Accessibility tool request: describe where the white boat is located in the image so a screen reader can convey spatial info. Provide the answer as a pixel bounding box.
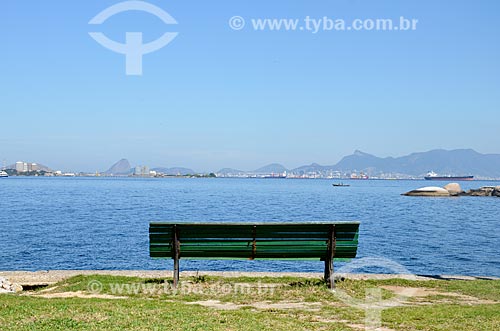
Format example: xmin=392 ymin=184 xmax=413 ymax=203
xmin=0 ymin=171 xmax=8 ymax=178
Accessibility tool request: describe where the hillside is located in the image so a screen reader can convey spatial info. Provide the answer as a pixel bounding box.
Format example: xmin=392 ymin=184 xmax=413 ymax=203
xmin=334 ymin=149 xmax=500 ymax=177
xmin=103 ymin=159 xmax=132 ymax=175
xmin=253 ymin=163 xmax=288 ymax=174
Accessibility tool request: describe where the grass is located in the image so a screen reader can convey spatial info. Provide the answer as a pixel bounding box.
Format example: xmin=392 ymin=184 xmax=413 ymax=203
xmin=384 ymin=305 xmax=500 ymax=331
xmin=0 ymin=275 xmax=499 ymax=330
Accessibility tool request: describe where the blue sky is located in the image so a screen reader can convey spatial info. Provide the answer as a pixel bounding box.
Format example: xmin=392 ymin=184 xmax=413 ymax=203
xmin=2 ymin=0 xmax=499 ymax=172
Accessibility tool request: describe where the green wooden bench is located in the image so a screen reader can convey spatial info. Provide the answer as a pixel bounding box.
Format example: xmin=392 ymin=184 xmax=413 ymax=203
xmin=149 ymin=221 xmax=360 ymax=288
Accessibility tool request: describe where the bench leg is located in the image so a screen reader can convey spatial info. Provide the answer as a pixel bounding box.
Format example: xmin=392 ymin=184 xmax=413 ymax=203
xmin=324 ymin=258 xmax=334 ymax=289
xmin=173 ymin=256 xmax=180 ymax=288
xmin=325 ymin=225 xmax=336 ymax=289
xmin=172 ymin=225 xmax=180 ymax=288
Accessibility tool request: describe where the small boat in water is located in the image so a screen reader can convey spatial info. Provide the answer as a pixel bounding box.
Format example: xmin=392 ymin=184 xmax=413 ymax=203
xmin=0 ymin=171 xmax=8 ymax=178
xmin=332 ymin=183 xmax=350 ymax=187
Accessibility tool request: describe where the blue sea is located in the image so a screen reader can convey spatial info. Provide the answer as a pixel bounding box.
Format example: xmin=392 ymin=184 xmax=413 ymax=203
xmin=0 ymin=177 xmax=499 ymax=277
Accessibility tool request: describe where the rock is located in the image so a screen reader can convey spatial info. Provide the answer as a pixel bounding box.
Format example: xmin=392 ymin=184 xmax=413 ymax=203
xmin=405 ymin=184 xmax=500 ymax=198
xmin=465 ymin=187 xmax=495 ymax=197
xmin=0 ymin=277 xmax=22 ymax=293
xmin=11 ymin=283 xmax=23 ymax=293
xmin=403 ymin=186 xmax=451 ymax=197
xmin=444 ymin=183 xmax=463 ymax=195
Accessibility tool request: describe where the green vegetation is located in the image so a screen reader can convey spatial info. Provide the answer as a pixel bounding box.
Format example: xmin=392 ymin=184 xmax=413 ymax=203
xmin=1 ymin=275 xmax=499 ymax=330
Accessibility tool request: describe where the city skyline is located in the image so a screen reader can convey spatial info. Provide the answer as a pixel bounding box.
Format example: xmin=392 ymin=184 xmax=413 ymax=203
xmin=3 ymin=0 xmax=500 ymax=172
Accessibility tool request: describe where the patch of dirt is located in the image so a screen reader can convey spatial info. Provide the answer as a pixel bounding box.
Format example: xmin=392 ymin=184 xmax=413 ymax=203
xmin=35 ymin=285 xmax=60 ymax=293
xmin=186 ymin=300 xmax=241 ymax=310
xmin=380 ymin=286 xmax=497 ymax=305
xmin=186 ymin=300 xmax=322 ymax=311
xmin=252 ymin=301 xmax=321 ymax=311
xmin=311 ymin=316 xmax=396 ymax=331
xmin=346 ymin=323 xmax=395 ymax=331
xmin=29 ymin=290 xmax=128 ymax=300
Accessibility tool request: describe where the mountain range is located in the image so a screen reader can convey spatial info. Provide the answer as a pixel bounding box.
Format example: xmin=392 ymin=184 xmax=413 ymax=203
xmin=101 ymin=149 xmax=500 ymax=178
xmin=333 ymin=149 xmax=500 ymax=177
xmin=217 ymin=149 xmax=500 ymax=178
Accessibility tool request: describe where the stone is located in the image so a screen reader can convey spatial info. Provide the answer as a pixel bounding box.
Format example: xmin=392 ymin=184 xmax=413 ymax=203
xmin=0 ymin=277 xmax=22 ymax=293
xmin=444 ymin=183 xmax=463 ymax=195
xmin=466 ymin=187 xmax=494 ymax=197
xmin=11 ymin=283 xmax=23 ymax=293
xmin=403 ymin=186 xmax=450 ymax=197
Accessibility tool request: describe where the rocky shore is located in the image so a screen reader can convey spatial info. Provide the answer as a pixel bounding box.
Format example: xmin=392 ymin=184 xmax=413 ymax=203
xmin=403 ymin=183 xmax=500 ymax=197
xmin=464 ymin=186 xmax=500 ymax=197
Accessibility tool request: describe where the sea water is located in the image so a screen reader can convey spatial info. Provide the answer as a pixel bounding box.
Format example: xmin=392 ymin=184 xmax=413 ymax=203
xmin=0 ymin=177 xmax=498 ymax=276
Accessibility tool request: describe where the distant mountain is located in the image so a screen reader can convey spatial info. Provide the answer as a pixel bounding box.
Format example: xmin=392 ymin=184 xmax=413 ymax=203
xmin=335 ymin=150 xmax=393 ymax=171
xmin=36 ymin=163 xmax=52 ymax=172
xmin=104 ymin=159 xmax=131 ymax=175
xmin=152 ymin=167 xmax=195 ymax=175
xmin=292 ymin=163 xmax=331 ymax=174
xmin=334 ymin=149 xmax=500 ymax=178
xmin=253 ymin=163 xmax=288 ymax=174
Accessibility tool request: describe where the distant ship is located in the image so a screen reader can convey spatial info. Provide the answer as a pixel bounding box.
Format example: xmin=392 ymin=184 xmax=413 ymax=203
xmin=262 ymin=172 xmax=287 ymax=179
xmin=350 ymin=172 xmax=369 ymax=180
xmin=424 ymin=171 xmax=474 ymax=181
xmin=0 ymin=171 xmax=8 ymax=178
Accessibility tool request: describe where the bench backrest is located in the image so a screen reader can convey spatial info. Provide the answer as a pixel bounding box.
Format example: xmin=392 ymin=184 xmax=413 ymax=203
xmin=150 ymin=222 xmax=359 ymax=260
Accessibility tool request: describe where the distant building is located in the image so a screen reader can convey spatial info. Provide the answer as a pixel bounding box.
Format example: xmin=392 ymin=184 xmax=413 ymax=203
xmin=15 ymin=161 xmax=40 ymax=173
xmin=134 ymin=165 xmax=151 ymax=176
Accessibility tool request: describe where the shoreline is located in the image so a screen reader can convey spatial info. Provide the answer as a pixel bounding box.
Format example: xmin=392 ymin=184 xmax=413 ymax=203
xmin=1 ymin=270 xmax=498 ymax=286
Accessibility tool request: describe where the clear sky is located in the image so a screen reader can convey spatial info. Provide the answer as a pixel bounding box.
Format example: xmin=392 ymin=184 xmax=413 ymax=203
xmin=2 ymin=0 xmax=499 ymax=172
